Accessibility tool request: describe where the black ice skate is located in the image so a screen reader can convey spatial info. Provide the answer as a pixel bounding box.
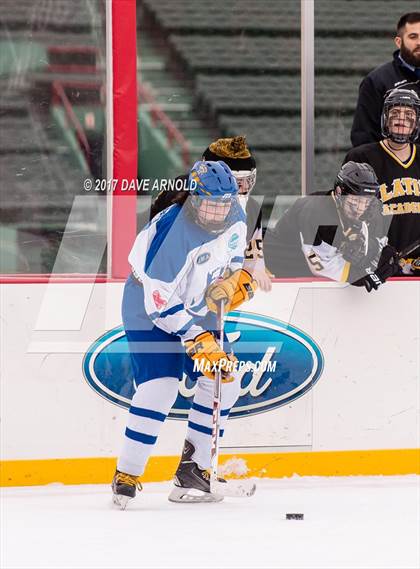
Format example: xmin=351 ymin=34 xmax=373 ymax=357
xmin=111 ymin=470 xmax=142 ymax=510
xmin=168 ymin=440 xmax=225 ymax=503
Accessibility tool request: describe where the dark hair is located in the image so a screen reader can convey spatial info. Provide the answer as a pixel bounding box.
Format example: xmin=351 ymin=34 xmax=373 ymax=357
xmin=397 ymin=12 xmax=420 ymax=35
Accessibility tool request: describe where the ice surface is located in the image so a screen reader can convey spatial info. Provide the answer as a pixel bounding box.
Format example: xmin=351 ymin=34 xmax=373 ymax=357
xmin=1 ymin=476 xmax=419 ymax=569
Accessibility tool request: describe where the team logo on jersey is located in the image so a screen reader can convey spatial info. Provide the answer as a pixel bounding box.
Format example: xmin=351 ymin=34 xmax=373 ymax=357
xmin=197 ymin=252 xmax=210 ymax=265
xmin=197 ymin=163 xmax=208 ymax=174
xmin=83 ymin=312 xmax=324 ymax=418
xmin=228 ymin=233 xmax=239 ymax=250
xmin=152 ymin=290 xmax=167 ymax=310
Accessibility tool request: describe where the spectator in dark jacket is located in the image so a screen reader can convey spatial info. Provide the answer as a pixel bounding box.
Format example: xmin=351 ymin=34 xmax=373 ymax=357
xmin=351 ymin=12 xmax=420 ymax=147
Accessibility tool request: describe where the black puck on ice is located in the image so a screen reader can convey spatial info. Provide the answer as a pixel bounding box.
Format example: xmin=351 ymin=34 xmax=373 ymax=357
xmin=286 ymin=513 xmax=304 ymax=520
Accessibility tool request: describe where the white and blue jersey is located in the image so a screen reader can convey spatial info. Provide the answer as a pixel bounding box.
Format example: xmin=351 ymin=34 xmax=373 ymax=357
xmin=118 ymin=201 xmax=247 ymax=476
xmin=127 ymin=203 xmax=246 ymax=342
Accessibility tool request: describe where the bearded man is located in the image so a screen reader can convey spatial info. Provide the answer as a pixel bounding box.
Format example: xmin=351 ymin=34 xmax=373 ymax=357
xmin=351 ymin=12 xmax=420 ymax=147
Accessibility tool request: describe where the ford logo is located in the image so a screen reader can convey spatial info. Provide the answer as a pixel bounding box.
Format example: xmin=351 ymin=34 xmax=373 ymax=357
xmin=83 ymin=311 xmax=324 ymax=419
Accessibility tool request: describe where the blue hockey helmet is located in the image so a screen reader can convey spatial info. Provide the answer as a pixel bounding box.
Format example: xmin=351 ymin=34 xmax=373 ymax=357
xmin=188 ymin=160 xmax=238 ymax=197
xmin=186 ymin=161 xmax=239 ymax=233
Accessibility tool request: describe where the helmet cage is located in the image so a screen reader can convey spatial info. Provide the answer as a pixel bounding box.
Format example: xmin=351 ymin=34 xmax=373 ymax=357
xmin=231 ymin=168 xmax=257 ymax=195
xmin=381 ymin=90 xmax=420 ymax=144
xmin=186 ymin=195 xmax=236 ymax=234
xmin=185 ymin=160 xmax=240 ymax=233
xmin=334 ymin=162 xmax=381 ymax=223
xmin=339 ymin=194 xmax=373 ymax=221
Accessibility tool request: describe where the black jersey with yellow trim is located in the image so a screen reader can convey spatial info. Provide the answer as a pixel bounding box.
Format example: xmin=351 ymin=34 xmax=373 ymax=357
xmin=264 ymin=190 xmax=386 ymax=282
xmin=344 ymin=142 xmax=420 ymax=269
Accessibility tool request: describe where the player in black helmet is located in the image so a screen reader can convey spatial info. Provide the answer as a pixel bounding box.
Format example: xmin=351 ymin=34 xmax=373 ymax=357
xmin=381 ymin=88 xmax=420 ymax=144
xmin=264 ymin=161 xmax=400 ymax=292
xmin=334 ymin=161 xmax=383 ymax=224
xmin=345 ymin=88 xmax=420 ymax=276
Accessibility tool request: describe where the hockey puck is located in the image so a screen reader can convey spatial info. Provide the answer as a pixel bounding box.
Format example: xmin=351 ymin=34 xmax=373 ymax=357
xmin=286 ymin=513 xmax=304 ymax=520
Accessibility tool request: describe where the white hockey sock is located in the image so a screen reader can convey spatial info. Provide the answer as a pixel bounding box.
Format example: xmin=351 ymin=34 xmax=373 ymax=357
xmin=186 ymin=375 xmax=241 ymax=469
xmin=117 ymin=376 xmax=179 ymax=476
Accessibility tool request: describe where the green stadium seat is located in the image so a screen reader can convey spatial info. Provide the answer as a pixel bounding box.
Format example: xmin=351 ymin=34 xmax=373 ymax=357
xmin=315 ymin=0 xmax=417 ymax=33
xmin=195 ymin=74 xmax=362 ymax=114
xmin=0 ymin=0 xmax=95 ymax=32
xmin=218 ymin=115 xmax=353 ymax=151
xmin=169 ymin=34 xmax=393 ymax=75
xmin=141 ymin=0 xmax=413 ymax=35
xmin=0 ymin=116 xmax=56 ymax=153
xmin=141 ymin=0 xmax=300 ymax=34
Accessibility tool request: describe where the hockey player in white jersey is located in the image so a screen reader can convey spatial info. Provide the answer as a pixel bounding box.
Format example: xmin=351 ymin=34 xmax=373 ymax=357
xmin=149 ymin=136 xmax=272 ymax=291
xmin=112 ymin=160 xmax=257 ymax=508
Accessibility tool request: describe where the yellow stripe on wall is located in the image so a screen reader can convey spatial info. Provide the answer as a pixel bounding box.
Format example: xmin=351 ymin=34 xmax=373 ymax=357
xmin=1 ymin=448 xmax=419 ymax=487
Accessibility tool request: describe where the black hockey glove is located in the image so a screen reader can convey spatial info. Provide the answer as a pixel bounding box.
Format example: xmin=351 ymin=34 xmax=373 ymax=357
xmin=340 ymin=221 xmax=382 ymax=267
xmin=339 ymin=221 xmax=369 ymax=265
xmin=340 ymin=232 xmax=366 ymax=264
xmin=359 ymin=245 xmax=400 ymax=293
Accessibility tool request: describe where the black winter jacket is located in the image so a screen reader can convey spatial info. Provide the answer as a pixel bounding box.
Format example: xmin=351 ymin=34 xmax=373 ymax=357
xmin=351 ymin=50 xmax=420 ymax=147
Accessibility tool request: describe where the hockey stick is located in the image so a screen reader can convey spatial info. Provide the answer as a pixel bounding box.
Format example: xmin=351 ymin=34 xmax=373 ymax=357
xmin=397 ymin=237 xmax=420 ymax=260
xmin=209 ymin=299 xmax=223 ymax=492
xmin=209 ymin=300 xmax=256 ymax=498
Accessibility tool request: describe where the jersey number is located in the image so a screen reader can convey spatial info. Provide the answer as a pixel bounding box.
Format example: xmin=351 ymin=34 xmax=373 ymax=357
xmin=308 ymin=251 xmax=324 ymax=272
